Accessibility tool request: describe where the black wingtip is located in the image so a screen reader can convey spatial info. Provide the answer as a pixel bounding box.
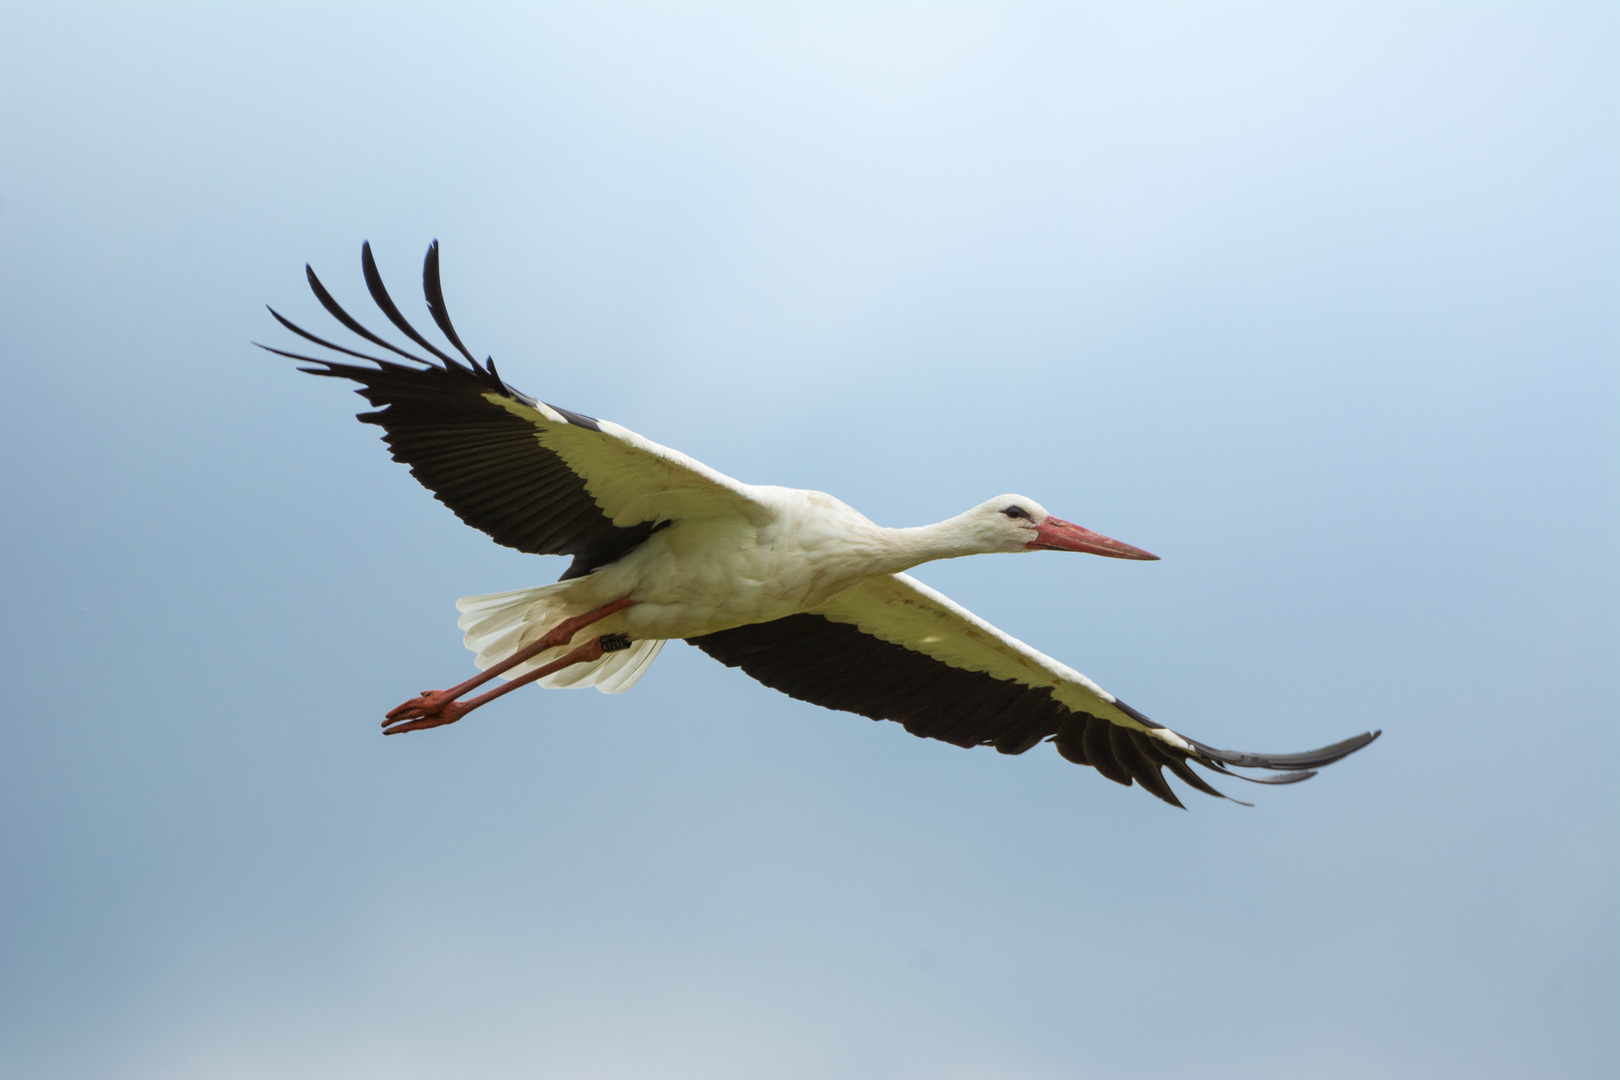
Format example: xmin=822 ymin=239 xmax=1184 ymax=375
xmin=303 ymin=253 xmax=438 ymax=367
xmin=422 ymin=239 xmax=481 ymax=366
xmin=1199 ymin=765 xmax=1320 ymax=786
xmin=1190 ymin=730 xmax=1380 ymax=772
xmin=360 ymin=240 xmax=465 ymax=369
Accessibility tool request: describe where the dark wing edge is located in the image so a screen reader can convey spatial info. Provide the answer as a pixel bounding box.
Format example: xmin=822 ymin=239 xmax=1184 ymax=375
xmin=687 ymin=613 xmax=1380 ymax=808
xmin=258 ymin=241 xmax=661 ymax=579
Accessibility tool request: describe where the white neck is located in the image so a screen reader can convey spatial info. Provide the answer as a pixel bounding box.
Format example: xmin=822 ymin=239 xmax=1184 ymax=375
xmin=867 ymin=512 xmax=1000 ymax=576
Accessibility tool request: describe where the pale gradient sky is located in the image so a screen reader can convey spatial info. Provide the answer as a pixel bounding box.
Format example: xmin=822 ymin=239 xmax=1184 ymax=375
xmin=1 ymin=4 xmax=1615 ymax=1078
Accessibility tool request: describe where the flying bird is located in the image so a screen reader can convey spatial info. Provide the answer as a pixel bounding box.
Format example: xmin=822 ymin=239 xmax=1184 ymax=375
xmin=262 ymin=241 xmax=1378 ymax=807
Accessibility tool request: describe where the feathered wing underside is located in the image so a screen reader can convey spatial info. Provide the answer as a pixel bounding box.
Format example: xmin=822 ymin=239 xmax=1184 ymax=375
xmin=688 ymin=573 xmax=1378 ymax=807
xmin=259 ymin=241 xmax=763 ymax=579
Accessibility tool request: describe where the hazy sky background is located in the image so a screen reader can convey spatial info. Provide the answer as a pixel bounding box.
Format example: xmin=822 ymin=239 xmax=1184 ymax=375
xmin=1 ymin=4 xmax=1615 ymax=1078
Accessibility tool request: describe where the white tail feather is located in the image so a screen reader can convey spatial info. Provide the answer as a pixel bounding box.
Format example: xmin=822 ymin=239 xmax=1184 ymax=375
xmin=539 ymin=638 xmax=666 ymax=692
xmin=455 ymin=584 xmax=664 ymax=694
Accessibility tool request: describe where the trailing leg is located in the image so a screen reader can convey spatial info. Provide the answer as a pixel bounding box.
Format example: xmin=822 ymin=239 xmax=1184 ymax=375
xmin=382 ymin=598 xmax=634 ymax=732
xmin=382 ymin=633 xmax=634 ymax=735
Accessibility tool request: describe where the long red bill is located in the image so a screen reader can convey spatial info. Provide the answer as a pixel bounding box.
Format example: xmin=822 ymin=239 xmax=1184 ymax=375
xmin=1026 ymin=517 xmax=1159 ymax=560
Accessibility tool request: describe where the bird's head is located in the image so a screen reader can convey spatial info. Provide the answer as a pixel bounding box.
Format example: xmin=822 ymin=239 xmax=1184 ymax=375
xmin=968 ymin=495 xmax=1160 ymax=560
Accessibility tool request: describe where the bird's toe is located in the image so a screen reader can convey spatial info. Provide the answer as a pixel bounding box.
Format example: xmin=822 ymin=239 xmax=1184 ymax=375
xmin=382 ymin=698 xmax=469 ymax=735
xmin=386 ymin=692 xmax=446 ymax=722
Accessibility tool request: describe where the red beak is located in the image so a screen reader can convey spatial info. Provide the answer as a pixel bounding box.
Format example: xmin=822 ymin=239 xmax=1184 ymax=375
xmin=1026 ymin=517 xmax=1159 ymax=560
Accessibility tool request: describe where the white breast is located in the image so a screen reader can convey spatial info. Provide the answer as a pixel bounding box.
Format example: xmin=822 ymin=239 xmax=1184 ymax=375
xmin=598 ymin=487 xmax=890 ymax=640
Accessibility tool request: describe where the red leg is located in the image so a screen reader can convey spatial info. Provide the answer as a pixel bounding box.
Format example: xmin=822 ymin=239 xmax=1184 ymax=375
xmin=382 ymin=635 xmax=616 ymax=735
xmin=382 ymin=597 xmax=634 ymax=732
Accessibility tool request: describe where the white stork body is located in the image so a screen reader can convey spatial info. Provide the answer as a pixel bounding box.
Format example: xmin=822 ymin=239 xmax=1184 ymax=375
xmin=465 ymin=481 xmax=1070 ymax=647
xmin=455 ymin=486 xmax=1134 ymax=719
xmin=262 ymin=241 xmax=1378 ymax=807
xmin=579 ymin=486 xmax=903 ymax=641
xmin=451 ymin=485 xmax=907 ymax=692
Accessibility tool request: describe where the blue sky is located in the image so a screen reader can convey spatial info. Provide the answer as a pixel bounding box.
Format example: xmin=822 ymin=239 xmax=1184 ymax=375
xmin=1 ymin=4 xmax=1615 ymax=1078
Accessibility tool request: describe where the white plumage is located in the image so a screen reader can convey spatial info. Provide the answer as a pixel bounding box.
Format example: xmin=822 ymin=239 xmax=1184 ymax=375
xmin=457 ymin=584 xmax=667 ymax=692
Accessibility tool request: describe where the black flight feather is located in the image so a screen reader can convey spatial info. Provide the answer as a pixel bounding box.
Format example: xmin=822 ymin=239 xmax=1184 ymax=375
xmin=422 ymin=239 xmax=480 ymax=366
xmin=360 ymin=241 xmax=466 ymax=369
xmin=304 ymin=263 xmax=433 ymax=366
xmin=688 ymin=610 xmax=1375 ymax=807
xmin=267 ymin=242 xmax=668 ymax=581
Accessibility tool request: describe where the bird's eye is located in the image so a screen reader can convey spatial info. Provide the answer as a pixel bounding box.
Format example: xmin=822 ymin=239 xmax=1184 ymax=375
xmin=1002 ymin=506 xmax=1031 ymax=520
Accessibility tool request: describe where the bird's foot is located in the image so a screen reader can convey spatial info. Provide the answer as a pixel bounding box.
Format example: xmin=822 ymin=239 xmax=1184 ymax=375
xmin=374 ymin=605 xmax=636 ymax=737
xmin=382 ymin=692 xmax=469 ymax=735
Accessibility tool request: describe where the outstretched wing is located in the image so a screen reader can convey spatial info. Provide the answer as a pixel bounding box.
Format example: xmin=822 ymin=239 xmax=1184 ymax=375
xmin=688 ymin=573 xmax=1378 ymax=806
xmin=260 ymin=241 xmax=765 ymax=580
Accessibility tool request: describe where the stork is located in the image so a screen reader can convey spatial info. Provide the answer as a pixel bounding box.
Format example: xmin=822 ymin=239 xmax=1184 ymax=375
xmin=262 ymin=241 xmax=1378 ymax=807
